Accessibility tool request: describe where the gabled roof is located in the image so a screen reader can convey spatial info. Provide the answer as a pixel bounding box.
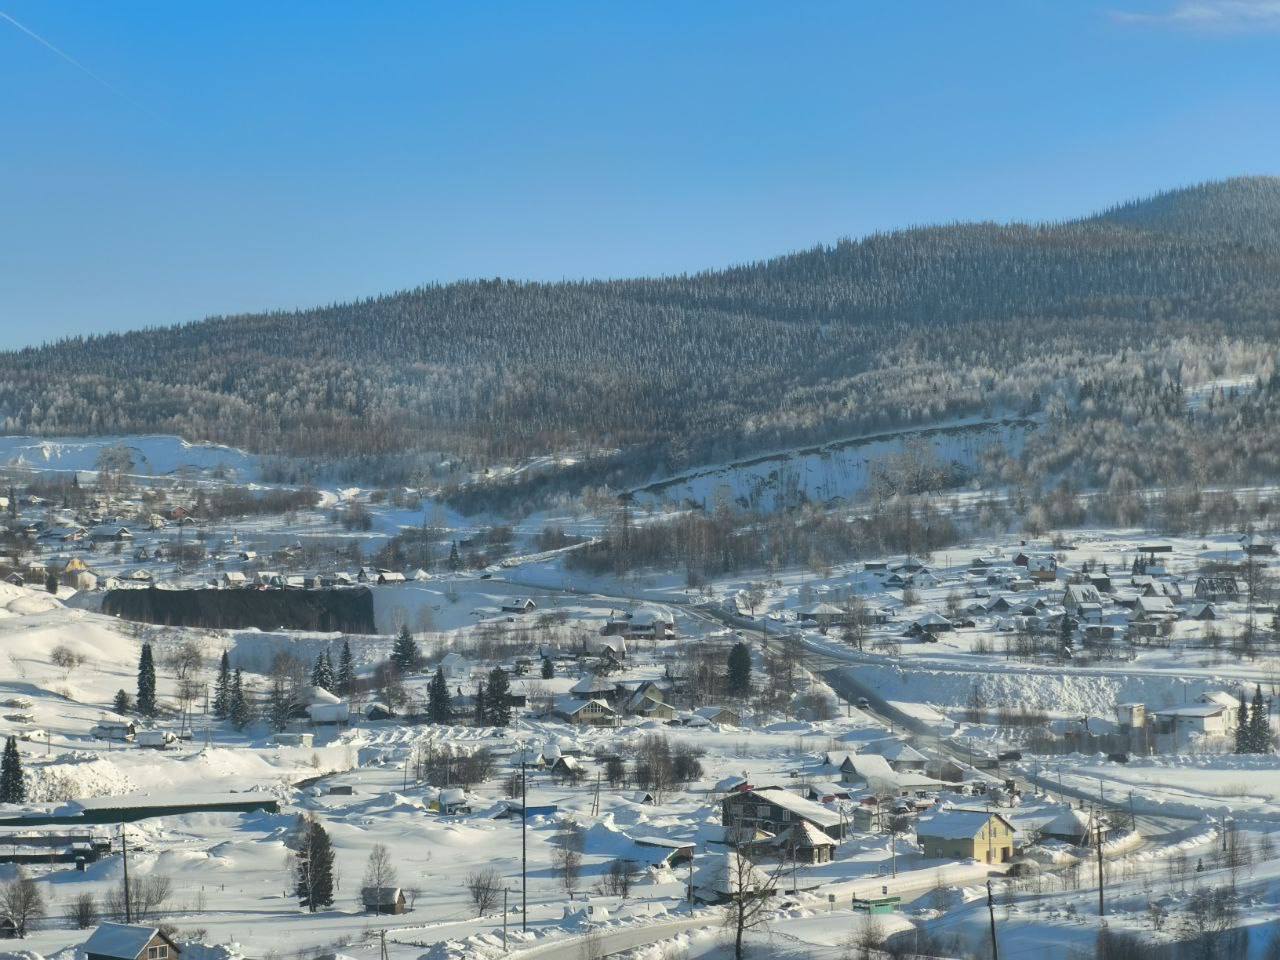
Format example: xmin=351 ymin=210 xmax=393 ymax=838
xmin=361 ymin=886 xmax=403 ymax=904
xmin=770 ymin=820 xmax=838 ymax=849
xmin=554 ymin=695 xmax=614 ymax=716
xmin=864 ymin=739 xmax=927 ymax=763
xmin=743 ymin=787 xmax=842 ymax=829
xmin=1064 ymin=584 xmax=1103 ymax=605
xmin=916 ymin=809 xmax=1013 ymax=840
xmin=1041 ymin=807 xmax=1100 ymax=839
xmin=1199 ymin=691 xmax=1239 ymax=709
xmin=570 ymin=674 xmax=616 ymax=696
xmin=83 ymin=923 xmax=167 ymax=960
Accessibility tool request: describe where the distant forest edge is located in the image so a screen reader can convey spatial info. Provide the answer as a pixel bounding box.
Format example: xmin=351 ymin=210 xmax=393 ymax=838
xmin=3 ymin=176 xmax=1280 ymax=503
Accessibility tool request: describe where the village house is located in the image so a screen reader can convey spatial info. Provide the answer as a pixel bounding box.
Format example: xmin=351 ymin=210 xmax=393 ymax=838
xmin=1038 ymin=807 xmax=1105 ymax=846
xmin=916 ymin=809 xmax=1016 ymax=864
xmin=627 ymin=606 xmax=675 ymax=639
xmin=744 ymin=820 xmax=839 ymax=865
xmin=552 ymin=696 xmax=617 ymax=726
xmin=691 ymin=705 xmax=742 ymax=726
xmin=1150 ymin=692 xmax=1240 ymax=752
xmin=1194 ymin=576 xmax=1241 ymax=602
xmin=501 ymin=597 xmax=537 ymax=614
xmin=569 ymin=673 xmax=619 ymax=703
xmin=722 ymin=786 xmax=846 ymax=840
xmin=863 ymin=739 xmax=928 ymax=773
xmin=1025 ymin=555 xmax=1058 ymax=581
xmin=1062 ymin=584 xmax=1104 ymax=620
xmin=1133 ymin=595 xmax=1178 ymax=622
xmin=798 ymin=602 xmax=846 ymax=628
xmin=84 ymin=924 xmax=180 ymax=960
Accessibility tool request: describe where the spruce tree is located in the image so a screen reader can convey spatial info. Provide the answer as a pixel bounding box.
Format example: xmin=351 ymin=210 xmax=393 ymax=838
xmin=113 ymin=689 xmax=131 ymax=714
xmin=213 ymin=651 xmax=232 ymax=719
xmin=267 ymin=676 xmax=293 ymax=732
xmin=485 ymin=667 xmax=512 ymax=727
xmin=311 ymin=653 xmax=334 ymax=691
xmin=1250 ymin=685 xmax=1270 ymax=753
xmin=447 ymin=542 xmax=461 ymax=571
xmin=229 ymin=668 xmax=251 ymax=730
xmin=136 ymin=643 xmax=157 ymax=717
xmin=541 ymin=656 xmax=554 ymax=679
xmin=391 ymin=625 xmax=419 ymax=674
xmin=6 ymin=486 xmax=14 ymax=519
xmin=337 ymin=640 xmax=356 ymax=696
xmin=295 ymin=817 xmax=336 ymax=912
xmin=45 ymin=571 xmax=59 ymax=594
xmin=0 ymin=736 xmax=25 ymax=803
xmin=1236 ymin=692 xmax=1250 ymax=754
xmin=726 ymin=641 xmax=752 ymax=696
xmin=427 ymin=667 xmax=453 ymax=724
xmin=474 ymin=680 xmax=487 ymax=726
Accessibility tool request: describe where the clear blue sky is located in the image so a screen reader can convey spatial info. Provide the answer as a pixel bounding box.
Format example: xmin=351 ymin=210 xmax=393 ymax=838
xmin=2 ymin=1 xmax=1278 ymax=345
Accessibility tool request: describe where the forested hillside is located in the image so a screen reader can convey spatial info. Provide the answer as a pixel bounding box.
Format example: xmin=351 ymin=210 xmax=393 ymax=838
xmin=3 ymin=176 xmax=1279 ymax=494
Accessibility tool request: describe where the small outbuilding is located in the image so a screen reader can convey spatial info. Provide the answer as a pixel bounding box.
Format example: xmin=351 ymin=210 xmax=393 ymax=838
xmin=361 ymin=886 xmax=406 ymax=915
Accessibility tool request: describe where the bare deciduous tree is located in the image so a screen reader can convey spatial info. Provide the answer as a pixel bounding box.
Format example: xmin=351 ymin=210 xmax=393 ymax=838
xmin=64 ymin=892 xmax=98 ymax=929
xmin=465 ymin=867 xmax=502 ymax=916
xmin=0 ymin=869 xmax=45 ymax=937
xmin=720 ymin=853 xmax=781 ymax=960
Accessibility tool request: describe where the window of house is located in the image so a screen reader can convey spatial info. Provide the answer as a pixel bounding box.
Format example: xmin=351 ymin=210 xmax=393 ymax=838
xmin=148 ymin=947 xmax=168 ymax=960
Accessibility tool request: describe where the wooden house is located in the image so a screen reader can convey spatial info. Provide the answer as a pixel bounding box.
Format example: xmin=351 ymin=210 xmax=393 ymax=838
xmin=916 ymin=809 xmax=1015 ymax=863
xmin=84 ymin=924 xmax=180 ymax=960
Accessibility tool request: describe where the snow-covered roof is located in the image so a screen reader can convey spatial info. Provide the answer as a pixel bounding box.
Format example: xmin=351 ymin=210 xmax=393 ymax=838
xmin=1040 ymin=807 xmax=1099 ymax=839
xmin=697 ymin=852 xmax=770 ymax=897
xmin=1199 ymin=691 xmax=1239 ymax=709
xmin=1153 ymin=703 xmax=1225 ymax=718
xmin=770 ymin=820 xmax=838 ymax=849
xmin=569 ymin=674 xmax=616 ymax=696
xmin=749 ymin=787 xmax=842 ymax=829
xmin=629 ymin=606 xmax=671 ymax=626
xmin=799 ymin=602 xmax=844 ymax=618
xmin=864 ymin=739 xmax=927 ymax=763
xmin=916 ymin=809 xmax=1011 ymax=840
xmin=693 ymin=705 xmax=738 ymax=722
xmin=83 ymin=923 xmax=163 ymax=959
xmin=554 ymin=695 xmax=613 ymax=716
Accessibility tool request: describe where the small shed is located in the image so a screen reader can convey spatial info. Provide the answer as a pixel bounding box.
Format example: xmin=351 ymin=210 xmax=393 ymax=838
xmin=361 ymin=886 xmax=406 ymax=915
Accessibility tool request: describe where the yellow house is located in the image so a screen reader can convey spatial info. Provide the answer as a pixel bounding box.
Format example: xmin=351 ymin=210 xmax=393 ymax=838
xmin=916 ymin=809 xmax=1016 ymax=864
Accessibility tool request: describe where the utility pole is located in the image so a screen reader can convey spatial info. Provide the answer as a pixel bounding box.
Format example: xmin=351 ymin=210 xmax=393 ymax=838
xmin=521 ymin=759 xmax=527 ymax=932
xmin=502 ymin=888 xmax=509 ymax=952
xmin=121 ymin=820 xmax=133 ymax=923
xmin=1095 ymin=820 xmax=1106 ymax=920
xmin=986 ymin=880 xmax=999 ymax=960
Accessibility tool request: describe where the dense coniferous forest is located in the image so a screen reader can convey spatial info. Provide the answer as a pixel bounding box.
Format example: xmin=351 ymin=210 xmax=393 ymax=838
xmin=3 ymin=177 xmax=1280 ymax=494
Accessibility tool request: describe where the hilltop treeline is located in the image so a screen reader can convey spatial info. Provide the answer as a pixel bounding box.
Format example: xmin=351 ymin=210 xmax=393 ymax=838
xmin=3 ymin=177 xmax=1280 ymax=493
